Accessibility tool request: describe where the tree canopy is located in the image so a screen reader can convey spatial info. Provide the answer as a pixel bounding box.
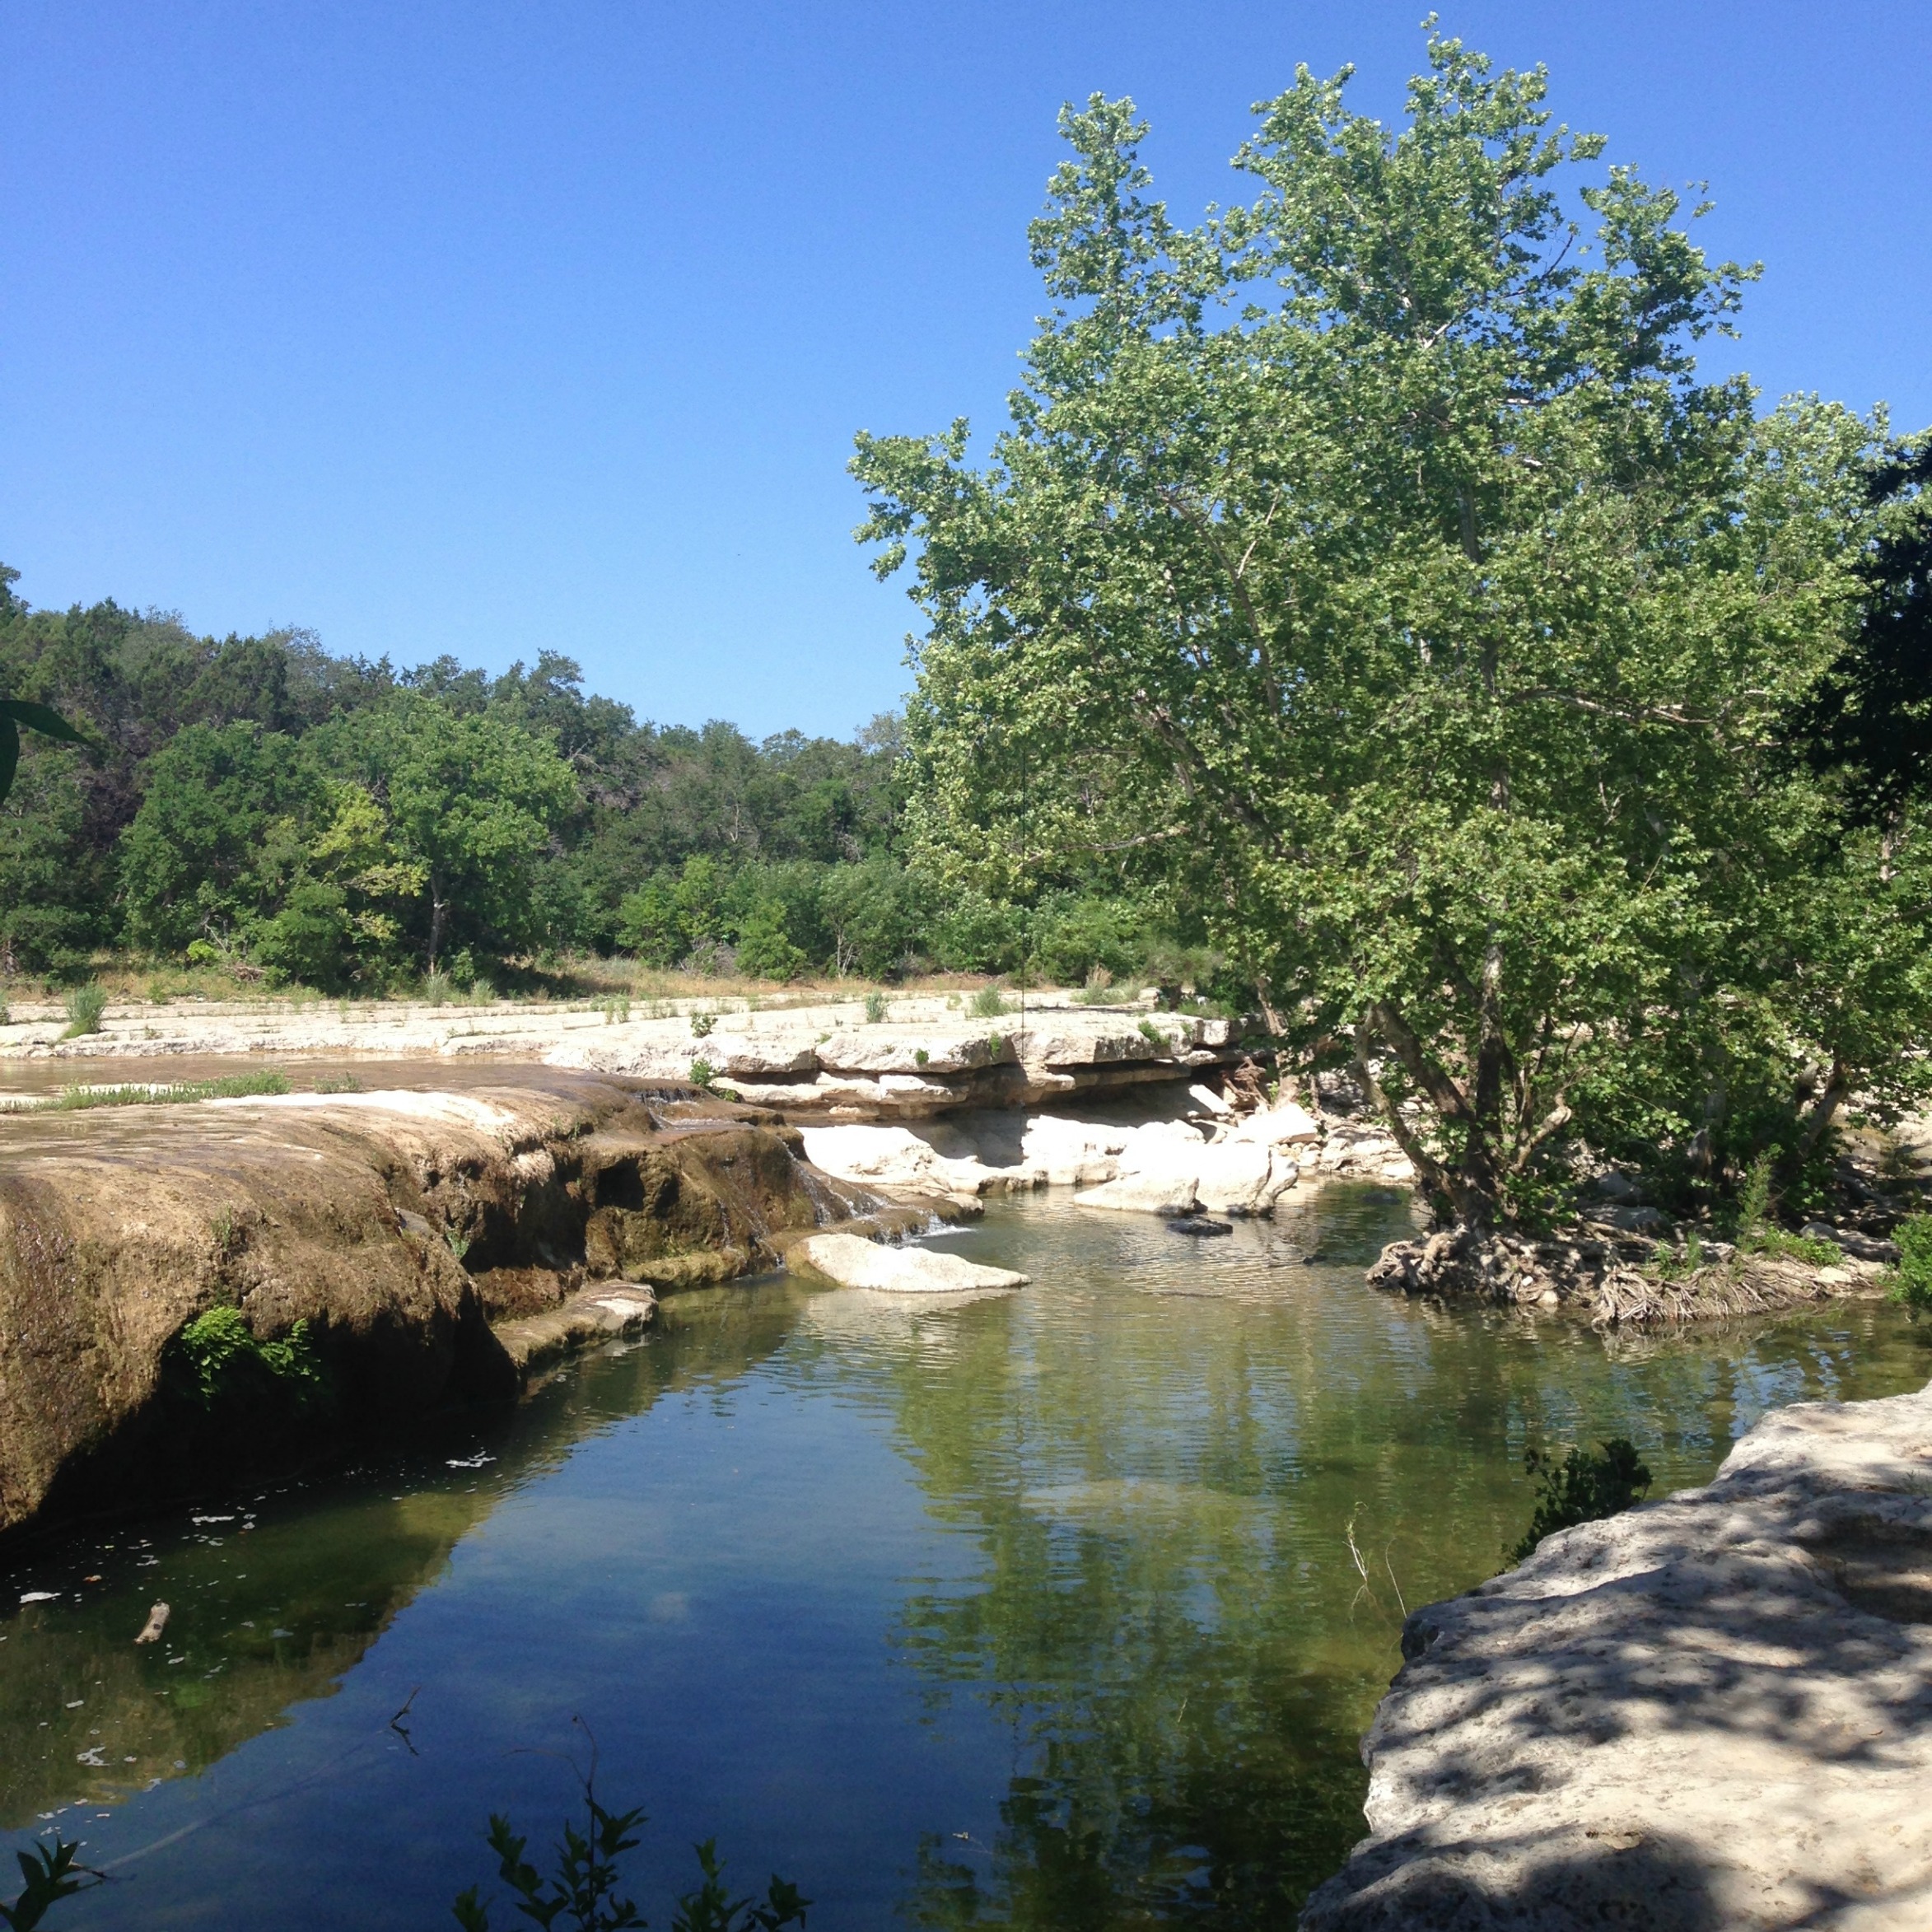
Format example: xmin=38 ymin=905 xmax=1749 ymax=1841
xmin=852 ymin=29 xmax=1932 ymax=1225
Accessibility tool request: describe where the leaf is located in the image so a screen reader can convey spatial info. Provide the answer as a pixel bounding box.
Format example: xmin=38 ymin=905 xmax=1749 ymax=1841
xmin=0 ymin=701 xmax=89 ymax=745
xmin=0 ymin=718 xmax=16 ymax=810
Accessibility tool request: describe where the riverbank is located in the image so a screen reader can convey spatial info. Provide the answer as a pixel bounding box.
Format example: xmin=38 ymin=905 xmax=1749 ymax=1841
xmin=0 ymin=1071 xmax=877 ymax=1537
xmin=1301 ymin=1375 xmax=1932 ymax=1930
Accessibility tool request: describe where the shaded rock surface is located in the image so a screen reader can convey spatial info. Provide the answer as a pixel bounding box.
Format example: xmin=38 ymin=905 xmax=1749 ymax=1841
xmin=1301 ymin=1379 xmax=1932 ymax=1930
xmin=0 ymin=1073 xmax=869 ymax=1535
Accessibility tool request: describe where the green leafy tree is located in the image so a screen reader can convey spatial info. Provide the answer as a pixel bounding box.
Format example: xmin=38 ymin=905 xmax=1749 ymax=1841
xmin=853 ymin=30 xmax=1922 ymax=1233
xmin=120 ymin=723 xmax=306 ymax=954
xmin=317 ymin=694 xmax=576 ymax=973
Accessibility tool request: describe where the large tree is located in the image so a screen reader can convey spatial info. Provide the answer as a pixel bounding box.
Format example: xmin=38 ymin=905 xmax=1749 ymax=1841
xmin=852 ymin=30 xmax=1925 ymax=1234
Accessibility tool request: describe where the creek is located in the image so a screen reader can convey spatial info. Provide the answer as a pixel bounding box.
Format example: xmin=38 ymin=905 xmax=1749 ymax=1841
xmin=2 ymin=1185 xmax=1926 ymax=1928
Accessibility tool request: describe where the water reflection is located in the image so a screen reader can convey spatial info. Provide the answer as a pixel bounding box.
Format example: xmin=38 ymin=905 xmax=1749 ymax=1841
xmin=0 ymin=1187 xmax=1924 ymax=1927
xmin=864 ymin=1191 xmax=1932 ymax=1927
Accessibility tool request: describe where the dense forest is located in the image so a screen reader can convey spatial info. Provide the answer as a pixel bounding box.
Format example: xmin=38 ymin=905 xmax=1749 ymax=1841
xmin=0 ymin=563 xmax=1174 ymax=992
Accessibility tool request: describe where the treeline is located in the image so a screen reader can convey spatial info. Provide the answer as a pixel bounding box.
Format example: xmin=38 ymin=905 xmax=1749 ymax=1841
xmin=0 ymin=566 xmax=1178 ymax=991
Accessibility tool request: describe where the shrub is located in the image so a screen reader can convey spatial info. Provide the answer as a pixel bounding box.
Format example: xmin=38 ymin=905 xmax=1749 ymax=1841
xmin=690 ymin=1011 xmax=715 ymax=1038
xmin=1508 ymin=1438 xmax=1653 ymax=1565
xmin=689 ymin=1057 xmax=716 ymax=1089
xmin=968 ymin=985 xmax=1008 ymax=1019
xmin=173 ymin=1305 xmax=327 ymax=1411
xmin=254 ymin=880 xmax=352 ymax=992
xmin=1888 ymin=1214 xmax=1932 ymax=1312
xmin=864 ymin=991 xmax=889 ymax=1023
xmin=735 ymin=899 xmax=808 ymax=982
xmin=60 ymin=981 xmax=106 ymax=1038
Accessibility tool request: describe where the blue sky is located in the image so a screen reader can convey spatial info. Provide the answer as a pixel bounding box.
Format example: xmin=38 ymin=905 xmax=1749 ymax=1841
xmin=3 ymin=2 xmax=1927 ymax=740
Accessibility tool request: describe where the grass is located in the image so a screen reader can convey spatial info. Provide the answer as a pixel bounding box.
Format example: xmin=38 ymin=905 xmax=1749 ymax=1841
xmin=968 ymin=985 xmax=1009 ymax=1019
xmin=2 ymin=951 xmax=1040 ymax=1017
xmin=12 ymin=1069 xmax=292 ymax=1113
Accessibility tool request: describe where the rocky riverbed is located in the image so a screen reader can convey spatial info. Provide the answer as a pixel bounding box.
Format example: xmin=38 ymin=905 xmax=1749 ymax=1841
xmin=1301 ymin=1377 xmax=1932 ymax=1930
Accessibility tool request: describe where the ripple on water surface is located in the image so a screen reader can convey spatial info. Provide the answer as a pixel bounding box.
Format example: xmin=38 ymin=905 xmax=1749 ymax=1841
xmin=3 ymin=1185 xmax=1926 ymax=1929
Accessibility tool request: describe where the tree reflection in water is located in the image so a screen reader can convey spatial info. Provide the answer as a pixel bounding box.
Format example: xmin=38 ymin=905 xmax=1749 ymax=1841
xmin=862 ymin=1192 xmax=1930 ymax=1928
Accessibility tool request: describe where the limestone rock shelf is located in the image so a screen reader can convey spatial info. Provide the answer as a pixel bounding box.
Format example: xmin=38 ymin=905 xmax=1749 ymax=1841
xmin=0 ymin=1073 xmax=871 ymax=1536
xmin=1301 ymin=1379 xmax=1932 ymax=1930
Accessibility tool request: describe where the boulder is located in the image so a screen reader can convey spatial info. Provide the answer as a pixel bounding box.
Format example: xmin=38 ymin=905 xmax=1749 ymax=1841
xmin=1073 ymin=1170 xmax=1202 ymax=1216
xmin=786 ymin=1231 xmax=1029 ymax=1292
xmin=798 ymin=1123 xmax=992 ymax=1198
xmin=1219 ymin=1098 xmax=1322 ymax=1146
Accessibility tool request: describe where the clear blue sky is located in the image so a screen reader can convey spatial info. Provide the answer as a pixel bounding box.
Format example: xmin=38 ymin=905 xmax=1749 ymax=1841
xmin=3 ymin=3 xmax=1927 ymax=739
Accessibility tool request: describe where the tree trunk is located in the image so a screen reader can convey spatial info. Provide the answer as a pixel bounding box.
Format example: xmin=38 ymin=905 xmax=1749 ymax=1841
xmin=427 ymin=877 xmax=448 ymax=977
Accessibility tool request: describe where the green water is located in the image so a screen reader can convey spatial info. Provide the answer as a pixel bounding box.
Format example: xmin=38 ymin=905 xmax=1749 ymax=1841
xmin=2 ymin=1186 xmax=1925 ymax=1928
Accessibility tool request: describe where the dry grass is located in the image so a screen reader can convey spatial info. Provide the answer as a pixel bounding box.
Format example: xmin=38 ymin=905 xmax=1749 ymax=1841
xmin=0 ymin=952 xmax=1017 ymax=1019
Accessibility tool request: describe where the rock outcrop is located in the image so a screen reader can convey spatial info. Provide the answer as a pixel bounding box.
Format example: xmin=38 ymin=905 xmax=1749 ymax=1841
xmin=800 ymin=1091 xmax=1323 ymax=1216
xmin=1301 ymin=1380 xmax=1932 ymax=1930
xmin=0 ymin=1074 xmax=870 ymax=1535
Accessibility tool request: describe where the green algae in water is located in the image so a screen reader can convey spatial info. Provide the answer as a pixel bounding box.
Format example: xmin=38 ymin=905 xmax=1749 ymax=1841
xmin=2 ymin=1185 xmax=1926 ymax=1929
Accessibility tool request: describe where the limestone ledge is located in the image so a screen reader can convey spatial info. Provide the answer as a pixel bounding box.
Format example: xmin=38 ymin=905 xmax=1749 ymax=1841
xmin=796 ymin=1090 xmax=1413 ymax=1218
xmin=0 ymin=1073 xmax=875 ymax=1536
xmin=1301 ymin=1379 xmax=1932 ymax=1930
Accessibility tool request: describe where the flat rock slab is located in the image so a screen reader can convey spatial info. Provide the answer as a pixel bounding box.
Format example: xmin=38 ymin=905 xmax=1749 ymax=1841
xmin=1301 ymin=1379 xmax=1932 ymax=1930
xmin=787 ymin=1231 xmax=1029 ymax=1293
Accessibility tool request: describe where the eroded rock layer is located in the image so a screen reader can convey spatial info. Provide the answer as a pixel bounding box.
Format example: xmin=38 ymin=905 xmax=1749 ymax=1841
xmin=0 ymin=1075 xmax=868 ymax=1535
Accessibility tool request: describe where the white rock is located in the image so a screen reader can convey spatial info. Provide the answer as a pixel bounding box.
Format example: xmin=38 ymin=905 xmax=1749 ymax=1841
xmin=1188 ymin=1082 xmax=1233 ymax=1116
xmin=787 ymin=1232 xmax=1029 ymax=1292
xmin=1220 ymin=1098 xmax=1321 ymax=1146
xmin=799 ymin=1123 xmax=992 ymax=1197
xmin=1073 ymin=1170 xmax=1201 ymax=1215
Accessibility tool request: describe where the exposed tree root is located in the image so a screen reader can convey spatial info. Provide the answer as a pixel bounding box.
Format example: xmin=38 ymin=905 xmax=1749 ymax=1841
xmin=1369 ymin=1228 xmax=1874 ymax=1328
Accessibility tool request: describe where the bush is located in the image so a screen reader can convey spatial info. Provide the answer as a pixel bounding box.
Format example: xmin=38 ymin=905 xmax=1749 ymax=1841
xmin=864 ymin=991 xmax=889 ymax=1023
xmin=735 ymin=899 xmax=807 ymax=981
xmin=1029 ymin=894 xmax=1146 ymax=987
xmin=1888 ymin=1214 xmax=1932 ymax=1312
xmin=254 ymin=880 xmax=351 ymax=991
xmin=60 ymin=981 xmax=106 ymax=1038
xmin=1508 ymin=1438 xmax=1652 ymax=1565
xmin=968 ymin=985 xmax=1008 ymax=1018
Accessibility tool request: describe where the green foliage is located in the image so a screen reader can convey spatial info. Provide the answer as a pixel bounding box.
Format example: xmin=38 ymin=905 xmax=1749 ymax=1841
xmin=1 ymin=1835 xmax=100 ymax=1930
xmin=172 ymin=1305 xmax=327 ymax=1411
xmin=59 ymin=982 xmax=105 ymax=1038
xmin=864 ymin=991 xmax=889 ymax=1023
xmin=450 ymin=1766 xmax=808 ymax=1932
xmin=734 ymin=899 xmax=807 ymax=982
xmin=1723 ymin=1150 xmax=1837 ymax=1262
xmin=1888 ymin=1214 xmax=1932 ymax=1312
xmin=0 ymin=695 xmax=88 ymax=810
xmin=688 ymin=1058 xmax=716 ymax=1090
xmin=28 ymin=1070 xmax=290 ymax=1112
xmin=854 ymin=27 xmax=1932 ymax=1230
xmin=671 ymin=1841 xmax=810 ymax=1932
xmin=913 ymin=1048 xmax=929 ymax=1066
xmin=1509 ymin=1439 xmax=1653 ymax=1564
xmin=968 ymin=986 xmax=1008 ymax=1019
xmin=689 ymin=1012 xmax=715 ymax=1038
